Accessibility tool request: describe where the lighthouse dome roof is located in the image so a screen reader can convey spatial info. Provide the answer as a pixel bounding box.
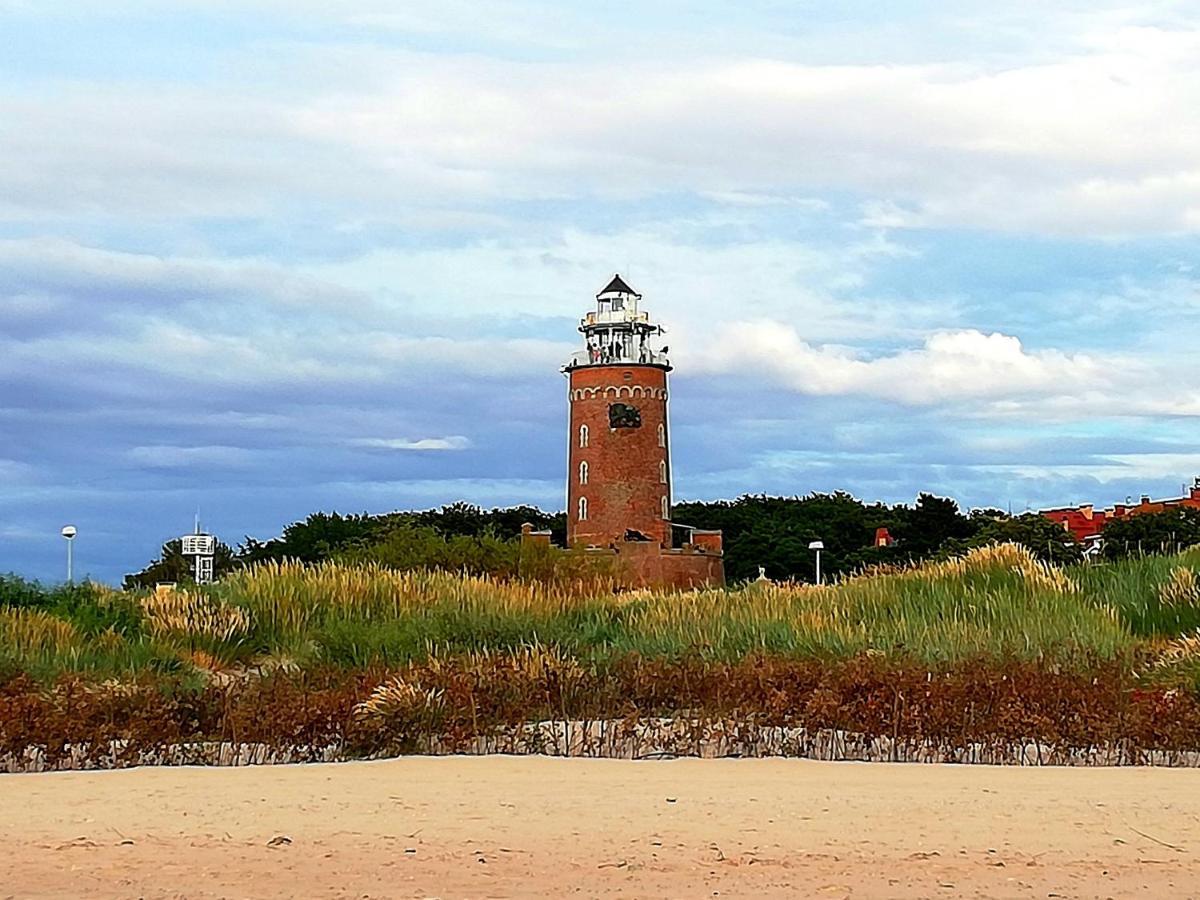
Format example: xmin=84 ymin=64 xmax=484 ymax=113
xmin=597 ymin=273 xmax=639 ymax=298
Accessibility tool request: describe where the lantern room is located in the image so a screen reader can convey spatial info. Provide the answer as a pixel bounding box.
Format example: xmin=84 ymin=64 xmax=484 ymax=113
xmin=566 ymin=274 xmax=670 ymax=369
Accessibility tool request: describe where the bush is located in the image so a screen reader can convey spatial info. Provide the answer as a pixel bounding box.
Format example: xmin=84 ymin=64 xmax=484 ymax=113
xmin=0 ymin=574 xmax=52 ymax=609
xmin=339 ymin=524 xmax=521 ymax=577
xmin=3 ymin=655 xmax=1200 ymax=769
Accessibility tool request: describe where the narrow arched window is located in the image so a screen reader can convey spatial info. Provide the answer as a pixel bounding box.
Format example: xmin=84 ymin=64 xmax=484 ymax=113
xmin=661 ymin=496 xmax=669 ymax=520
xmin=659 ymin=460 xmax=667 ymax=484
xmin=657 ymin=423 xmax=665 ymax=447
xmin=579 ymin=424 xmax=589 ymax=448
xmin=579 ymin=460 xmax=589 ymax=485
xmin=578 ymin=496 xmax=588 ymax=521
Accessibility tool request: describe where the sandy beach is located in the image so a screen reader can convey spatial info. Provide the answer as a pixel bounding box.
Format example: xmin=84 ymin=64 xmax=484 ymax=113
xmin=2 ymin=757 xmax=1198 ymax=898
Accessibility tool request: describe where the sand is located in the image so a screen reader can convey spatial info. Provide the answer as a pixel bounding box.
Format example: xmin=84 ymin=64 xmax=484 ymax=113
xmin=1 ymin=758 xmax=1198 ymax=899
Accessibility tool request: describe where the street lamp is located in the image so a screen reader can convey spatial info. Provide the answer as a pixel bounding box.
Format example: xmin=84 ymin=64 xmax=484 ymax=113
xmin=61 ymin=525 xmax=77 ymax=583
xmin=808 ymin=540 xmax=824 ymax=585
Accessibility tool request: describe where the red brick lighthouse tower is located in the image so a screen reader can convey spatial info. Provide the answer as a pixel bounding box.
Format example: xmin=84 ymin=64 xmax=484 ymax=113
xmin=560 ymin=275 xmax=723 ymax=588
xmin=566 ymin=274 xmax=671 ymax=546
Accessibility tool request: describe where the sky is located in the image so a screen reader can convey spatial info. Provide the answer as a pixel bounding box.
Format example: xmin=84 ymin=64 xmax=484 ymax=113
xmin=3 ymin=1 xmax=1200 ymax=583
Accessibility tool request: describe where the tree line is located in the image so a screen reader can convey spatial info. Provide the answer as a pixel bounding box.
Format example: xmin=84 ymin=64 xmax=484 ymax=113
xmin=122 ymin=493 xmax=1103 ymax=587
xmin=123 ymin=503 xmax=560 ymax=588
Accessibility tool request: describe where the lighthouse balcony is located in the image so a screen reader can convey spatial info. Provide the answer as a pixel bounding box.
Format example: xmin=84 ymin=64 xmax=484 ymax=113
xmin=583 ymin=310 xmax=651 ymax=326
xmin=564 ymin=347 xmax=671 ymax=369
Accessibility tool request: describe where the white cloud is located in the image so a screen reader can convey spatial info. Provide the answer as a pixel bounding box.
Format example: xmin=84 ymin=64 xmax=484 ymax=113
xmin=0 ymin=317 xmax=569 ymax=392
xmin=325 ymin=475 xmax=562 ymax=508
xmin=0 ymin=524 xmax=44 ymax=541
xmin=306 ymin=223 xmax=929 ymax=342
xmin=2 ymin=23 xmax=1200 ymax=235
xmin=281 ymin=28 xmax=1200 ymax=236
xmin=5 ymin=236 xmax=1196 ymax=424
xmin=350 ymin=436 xmax=471 ymax=451
xmin=698 ymin=323 xmax=1124 ymax=408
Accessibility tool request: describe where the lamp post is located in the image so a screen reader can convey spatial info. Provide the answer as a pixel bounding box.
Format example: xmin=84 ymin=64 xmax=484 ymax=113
xmin=808 ymin=540 xmax=824 ymax=585
xmin=61 ymin=525 xmax=77 ymax=583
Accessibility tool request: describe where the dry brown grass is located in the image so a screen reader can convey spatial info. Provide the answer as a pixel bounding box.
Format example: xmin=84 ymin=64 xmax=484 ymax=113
xmin=141 ymin=586 xmax=250 ymax=643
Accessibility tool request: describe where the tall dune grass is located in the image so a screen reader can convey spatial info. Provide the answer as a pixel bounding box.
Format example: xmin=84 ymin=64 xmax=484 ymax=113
xmin=0 ymin=605 xmax=182 ymax=681
xmin=208 ymin=543 xmax=1131 ymax=666
xmin=1073 ymin=546 xmax=1200 ymax=636
xmin=7 ymin=543 xmax=1198 ymax=680
xmin=620 ymin=543 xmax=1125 ymax=662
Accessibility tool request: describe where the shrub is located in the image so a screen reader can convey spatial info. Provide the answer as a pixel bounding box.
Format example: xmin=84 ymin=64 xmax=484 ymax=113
xmin=0 ymin=574 xmax=52 ymax=609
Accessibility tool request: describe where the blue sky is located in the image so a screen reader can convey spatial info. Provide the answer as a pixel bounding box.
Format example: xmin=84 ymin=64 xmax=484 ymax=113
xmin=3 ymin=1 xmax=1200 ymax=583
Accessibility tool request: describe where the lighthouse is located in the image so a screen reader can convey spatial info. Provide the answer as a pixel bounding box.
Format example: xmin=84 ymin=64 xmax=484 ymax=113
xmin=565 ymin=274 xmax=672 ymax=547
xmin=555 ymin=275 xmax=724 ymax=588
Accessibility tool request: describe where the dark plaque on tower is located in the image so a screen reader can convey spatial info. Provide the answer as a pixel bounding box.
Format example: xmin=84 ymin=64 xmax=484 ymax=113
xmin=608 ymin=402 xmax=642 ymax=429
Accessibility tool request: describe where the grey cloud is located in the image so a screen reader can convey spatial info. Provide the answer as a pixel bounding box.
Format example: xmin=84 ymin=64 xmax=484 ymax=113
xmin=0 ymin=238 xmax=371 ymax=314
xmin=126 ymin=445 xmax=257 ymax=468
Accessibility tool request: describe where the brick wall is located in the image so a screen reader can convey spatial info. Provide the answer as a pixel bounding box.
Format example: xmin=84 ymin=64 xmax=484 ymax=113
xmin=601 ymin=541 xmax=726 ymax=590
xmin=567 ymin=364 xmax=671 ymax=547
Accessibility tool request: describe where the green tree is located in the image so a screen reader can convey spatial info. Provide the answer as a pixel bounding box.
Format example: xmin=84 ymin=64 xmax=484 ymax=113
xmin=892 ymin=493 xmax=974 ymax=557
xmin=237 ymin=505 xmax=565 ymax=567
xmin=340 ymin=524 xmax=520 ymax=577
xmin=941 ymin=513 xmax=1082 ymax=565
xmin=0 ymin=573 xmax=52 ymax=608
xmin=672 ymin=492 xmax=903 ymax=582
xmin=238 ymin=512 xmax=386 ymax=564
xmin=1101 ymin=508 xmax=1200 ymax=560
xmin=411 ymin=502 xmax=562 ymax=542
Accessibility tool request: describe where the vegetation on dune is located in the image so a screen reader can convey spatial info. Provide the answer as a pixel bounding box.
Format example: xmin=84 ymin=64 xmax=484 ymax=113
xmin=1072 ymin=547 xmax=1200 ymax=634
xmin=8 ymin=542 xmax=1200 ymax=764
xmin=4 ymin=654 xmax=1200 ymax=769
xmin=5 ymin=543 xmax=1200 ymax=681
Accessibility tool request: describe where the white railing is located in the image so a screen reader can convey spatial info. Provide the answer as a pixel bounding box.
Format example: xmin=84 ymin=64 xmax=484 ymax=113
xmin=564 ymin=348 xmax=670 ymax=368
xmin=583 ymin=310 xmax=650 ymax=326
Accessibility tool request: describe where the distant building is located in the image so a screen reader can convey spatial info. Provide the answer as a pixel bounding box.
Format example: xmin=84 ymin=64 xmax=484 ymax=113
xmin=1041 ymin=478 xmax=1200 ymax=544
xmin=522 ymin=275 xmax=724 ymax=589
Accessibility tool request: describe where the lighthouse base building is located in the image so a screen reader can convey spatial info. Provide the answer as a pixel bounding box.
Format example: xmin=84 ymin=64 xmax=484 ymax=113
xmin=522 ymin=275 xmax=724 ymax=590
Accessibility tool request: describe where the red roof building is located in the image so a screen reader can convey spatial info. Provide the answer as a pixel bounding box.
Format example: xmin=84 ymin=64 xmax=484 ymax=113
xmin=1042 ymin=479 xmax=1200 ymax=543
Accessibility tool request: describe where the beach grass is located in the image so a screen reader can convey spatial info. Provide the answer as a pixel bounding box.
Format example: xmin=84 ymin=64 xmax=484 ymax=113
xmin=7 ymin=542 xmax=1189 ymax=678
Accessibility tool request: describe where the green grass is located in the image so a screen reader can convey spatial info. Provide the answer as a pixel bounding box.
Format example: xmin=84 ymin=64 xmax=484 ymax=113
xmin=1071 ymin=547 xmax=1200 ymax=636
xmin=8 ymin=543 xmax=1200 ymax=682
